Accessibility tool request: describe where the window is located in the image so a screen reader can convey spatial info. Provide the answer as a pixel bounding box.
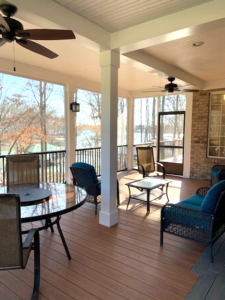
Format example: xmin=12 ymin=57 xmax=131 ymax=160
xmin=75 ymin=89 xmax=127 ymax=148
xmin=208 ymin=92 xmax=225 ymax=158
xmin=159 ymin=94 xmax=186 ymax=112
xmin=134 ymin=97 xmax=157 ymax=145
xmin=0 ymin=73 xmax=65 ymax=155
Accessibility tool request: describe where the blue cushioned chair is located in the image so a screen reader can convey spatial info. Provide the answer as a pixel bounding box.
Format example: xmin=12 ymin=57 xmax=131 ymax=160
xmin=211 ymin=165 xmax=225 ymax=186
xmin=160 ymin=181 xmax=225 ymax=262
xmin=70 ymin=162 xmax=120 ymax=215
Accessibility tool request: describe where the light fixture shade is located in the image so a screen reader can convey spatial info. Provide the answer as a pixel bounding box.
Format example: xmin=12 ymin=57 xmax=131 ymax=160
xmin=70 ymin=102 xmax=80 ymax=112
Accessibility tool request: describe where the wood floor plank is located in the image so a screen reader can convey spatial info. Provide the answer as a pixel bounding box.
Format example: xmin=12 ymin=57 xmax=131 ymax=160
xmin=58 ymin=218 xmax=199 ymax=283
xmin=26 ymin=220 xmax=196 ymax=292
xmin=36 ymin=229 xmax=188 ymax=299
xmin=0 ymin=271 xmax=32 ymax=300
xmin=63 ymin=209 xmax=201 ymax=265
xmin=0 ymin=282 xmax=22 ymax=300
xmin=59 ymin=215 xmax=197 ymax=270
xmin=25 ymin=258 xmax=99 ymax=300
xmin=37 ymin=247 xmax=154 ymax=300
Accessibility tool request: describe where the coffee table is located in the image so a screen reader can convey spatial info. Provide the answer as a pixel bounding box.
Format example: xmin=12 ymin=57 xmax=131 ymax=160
xmin=126 ymin=177 xmax=172 ymax=213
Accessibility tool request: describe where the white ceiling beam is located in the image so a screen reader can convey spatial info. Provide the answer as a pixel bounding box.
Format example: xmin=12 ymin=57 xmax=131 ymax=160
xmin=111 ymin=0 xmax=225 ymax=54
xmin=124 ymin=50 xmax=204 ymax=89
xmin=9 ymin=0 xmax=111 ymax=51
xmin=204 ymin=79 xmax=225 ymax=90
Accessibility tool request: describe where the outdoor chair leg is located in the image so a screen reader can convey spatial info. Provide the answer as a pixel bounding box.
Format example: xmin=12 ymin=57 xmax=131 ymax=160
xmin=160 ymin=228 xmax=163 ymax=246
xmin=94 ymin=196 xmax=97 ymax=215
xmin=160 ymin=210 xmax=163 ymax=246
xmin=31 ymin=231 xmax=40 ymax=300
xmin=117 ymin=180 xmax=120 ymax=206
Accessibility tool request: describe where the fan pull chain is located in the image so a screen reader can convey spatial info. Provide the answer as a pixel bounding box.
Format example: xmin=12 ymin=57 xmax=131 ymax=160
xmin=13 ymin=42 xmax=16 ymax=72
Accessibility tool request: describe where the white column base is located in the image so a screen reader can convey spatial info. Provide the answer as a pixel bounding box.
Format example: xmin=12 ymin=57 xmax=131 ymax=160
xmin=99 ymin=209 xmax=118 ymax=227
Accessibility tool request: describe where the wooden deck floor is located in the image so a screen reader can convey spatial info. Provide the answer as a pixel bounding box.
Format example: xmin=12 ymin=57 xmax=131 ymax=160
xmin=0 ymin=171 xmax=211 ymax=300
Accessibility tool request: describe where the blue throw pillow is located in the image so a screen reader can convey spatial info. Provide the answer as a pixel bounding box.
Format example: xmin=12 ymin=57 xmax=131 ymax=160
xmin=201 ymin=180 xmax=225 ymax=214
xmin=71 ymin=162 xmax=98 ymax=183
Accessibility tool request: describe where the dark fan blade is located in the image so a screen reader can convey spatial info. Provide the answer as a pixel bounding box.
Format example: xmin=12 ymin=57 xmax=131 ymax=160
xmin=16 ymin=39 xmax=58 ymax=59
xmin=182 ymin=89 xmax=199 ymax=92
xmin=16 ymin=29 xmax=75 ymax=40
xmin=0 ymin=14 xmax=10 ymax=32
xmin=142 ymin=89 xmax=166 ymax=93
xmin=0 ymin=38 xmax=6 ymax=47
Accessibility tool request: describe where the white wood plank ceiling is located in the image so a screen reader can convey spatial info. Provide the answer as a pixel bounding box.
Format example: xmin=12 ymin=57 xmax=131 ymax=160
xmin=143 ymin=27 xmax=225 ymax=81
xmin=0 ymin=19 xmax=168 ymax=91
xmin=53 ymin=0 xmax=212 ymax=32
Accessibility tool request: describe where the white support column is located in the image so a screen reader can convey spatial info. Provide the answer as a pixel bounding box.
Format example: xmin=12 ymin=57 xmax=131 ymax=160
xmin=127 ymin=97 xmax=134 ymax=170
xmin=65 ymin=84 xmax=76 ymax=184
xmin=183 ymin=93 xmax=193 ymax=178
xmin=99 ymin=50 xmax=120 ymax=227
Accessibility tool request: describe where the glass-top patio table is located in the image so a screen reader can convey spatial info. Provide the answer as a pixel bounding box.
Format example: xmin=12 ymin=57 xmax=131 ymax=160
xmin=0 ymin=183 xmax=87 ymax=260
xmin=126 ymin=178 xmax=172 ymax=213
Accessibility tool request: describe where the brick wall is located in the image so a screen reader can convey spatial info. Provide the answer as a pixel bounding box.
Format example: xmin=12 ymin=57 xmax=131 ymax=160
xmin=190 ymin=89 xmax=225 ymax=180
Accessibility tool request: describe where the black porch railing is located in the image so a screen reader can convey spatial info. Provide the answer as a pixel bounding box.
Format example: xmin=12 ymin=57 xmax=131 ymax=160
xmin=0 ymin=145 xmax=128 ymax=185
xmin=75 ymin=145 xmax=127 ymax=176
xmin=0 ymin=150 xmax=66 ymax=186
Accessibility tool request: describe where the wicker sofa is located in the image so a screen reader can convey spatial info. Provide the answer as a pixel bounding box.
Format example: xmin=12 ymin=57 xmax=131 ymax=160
xmin=160 ymin=181 xmax=225 ymax=262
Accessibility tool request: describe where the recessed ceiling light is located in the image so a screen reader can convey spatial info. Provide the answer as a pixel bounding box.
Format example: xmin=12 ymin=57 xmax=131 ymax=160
xmin=193 ymin=42 xmax=204 ymax=47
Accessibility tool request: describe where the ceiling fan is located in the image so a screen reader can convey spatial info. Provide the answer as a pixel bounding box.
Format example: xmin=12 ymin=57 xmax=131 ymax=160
xmin=143 ymin=77 xmax=199 ymax=93
xmin=0 ymin=3 xmax=76 ymax=59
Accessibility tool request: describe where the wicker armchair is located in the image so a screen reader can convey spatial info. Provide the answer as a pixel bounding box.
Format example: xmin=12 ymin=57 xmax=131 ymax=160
xmin=6 ymin=154 xmax=39 ymax=192
xmin=70 ymin=162 xmax=120 ymax=215
xmin=211 ymin=165 xmax=225 ymax=186
xmin=160 ymin=183 xmax=225 ymax=262
xmin=136 ymin=146 xmax=165 ymax=179
xmin=0 ymin=194 xmax=40 ymax=300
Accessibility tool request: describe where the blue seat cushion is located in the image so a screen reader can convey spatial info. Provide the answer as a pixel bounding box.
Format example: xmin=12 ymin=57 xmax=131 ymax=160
xmin=71 ymin=162 xmax=98 ymax=183
xmin=201 ymin=180 xmax=225 ymax=214
xmin=177 ymin=201 xmax=202 ymax=211
xmin=179 ymin=194 xmax=204 ymax=207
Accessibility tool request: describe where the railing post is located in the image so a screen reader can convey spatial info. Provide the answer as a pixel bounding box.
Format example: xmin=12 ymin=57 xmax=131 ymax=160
xmin=127 ymin=96 xmax=134 ymax=170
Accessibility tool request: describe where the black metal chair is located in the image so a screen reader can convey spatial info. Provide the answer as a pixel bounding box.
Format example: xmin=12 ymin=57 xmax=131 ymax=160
xmin=136 ymin=146 xmax=165 ymax=179
xmin=0 ymin=194 xmax=40 ymax=300
xmin=70 ymin=162 xmax=120 ymax=215
xmin=6 ymin=154 xmax=39 ymax=192
xmin=211 ymin=165 xmax=225 ymax=186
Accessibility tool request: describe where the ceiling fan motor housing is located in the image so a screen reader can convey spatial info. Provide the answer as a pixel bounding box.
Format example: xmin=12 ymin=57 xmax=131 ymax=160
xmin=2 ymin=17 xmax=23 ymax=42
xmin=165 ymin=83 xmax=178 ymax=93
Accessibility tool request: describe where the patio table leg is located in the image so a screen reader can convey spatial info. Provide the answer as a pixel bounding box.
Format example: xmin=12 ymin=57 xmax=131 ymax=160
xmin=56 ymin=216 xmax=71 ymax=260
xmin=165 ymin=183 xmax=170 ymax=203
xmin=147 ymin=189 xmax=150 ymax=213
xmin=127 ymin=186 xmax=132 ymax=209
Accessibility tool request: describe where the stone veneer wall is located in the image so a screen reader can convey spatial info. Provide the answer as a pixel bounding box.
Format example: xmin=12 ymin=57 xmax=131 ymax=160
xmin=190 ymin=89 xmax=225 ymax=181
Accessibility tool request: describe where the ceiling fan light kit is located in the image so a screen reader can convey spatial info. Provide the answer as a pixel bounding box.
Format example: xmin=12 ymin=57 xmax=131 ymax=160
xmin=0 ymin=3 xmax=76 ymax=59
